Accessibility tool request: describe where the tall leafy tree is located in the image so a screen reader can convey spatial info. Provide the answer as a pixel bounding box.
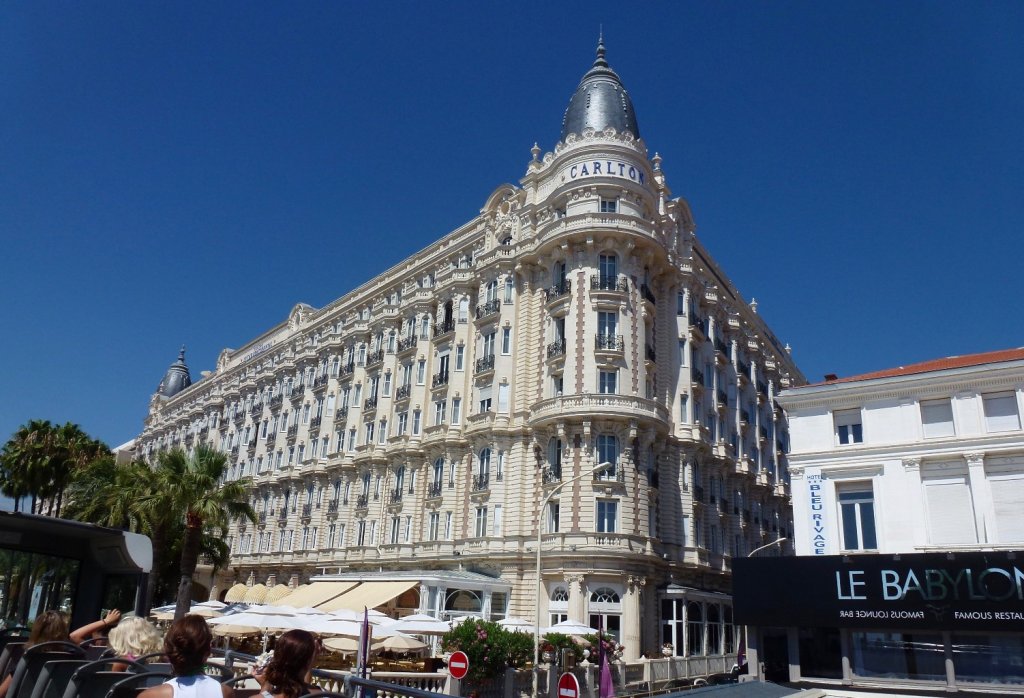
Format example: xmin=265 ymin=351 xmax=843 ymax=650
xmin=0 ymin=419 xmax=57 ymax=513
xmin=48 ymin=423 xmax=108 ymax=517
xmin=143 ymin=445 xmax=255 ymax=620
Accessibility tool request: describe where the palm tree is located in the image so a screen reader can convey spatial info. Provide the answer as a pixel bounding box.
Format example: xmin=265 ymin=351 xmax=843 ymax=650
xmin=144 ymin=445 xmax=255 ymax=620
xmin=0 ymin=419 xmax=56 ymax=513
xmin=49 ymin=423 xmax=108 ymax=517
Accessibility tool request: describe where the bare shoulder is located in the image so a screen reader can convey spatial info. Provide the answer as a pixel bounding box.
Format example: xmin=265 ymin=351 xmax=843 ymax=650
xmin=139 ymin=685 xmax=173 ymax=698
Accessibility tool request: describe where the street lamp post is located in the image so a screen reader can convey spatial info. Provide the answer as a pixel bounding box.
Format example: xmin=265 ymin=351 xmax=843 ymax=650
xmin=742 ymin=537 xmax=788 ymax=681
xmin=533 ymin=461 xmax=613 ymax=698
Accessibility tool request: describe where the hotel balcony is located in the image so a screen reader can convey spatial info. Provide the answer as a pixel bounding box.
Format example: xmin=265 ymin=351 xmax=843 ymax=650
xmin=529 ymin=393 xmax=670 ymax=429
xmin=544 ymin=280 xmax=571 ymax=305
xmin=474 ymin=354 xmax=495 ymax=375
xmin=433 ymin=319 xmax=455 ymax=340
xmin=431 ymin=371 xmax=449 ymax=389
xmin=547 ymin=339 xmax=566 ymax=360
xmin=474 ymin=299 xmax=500 ymax=322
xmin=590 ymin=275 xmax=629 ymax=294
xmin=594 ymin=334 xmax=624 ymax=354
xmin=397 ymin=335 xmax=418 ymax=354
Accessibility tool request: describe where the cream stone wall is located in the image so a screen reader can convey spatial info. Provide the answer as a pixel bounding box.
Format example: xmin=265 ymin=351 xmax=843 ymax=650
xmin=137 ymin=127 xmax=803 ymax=660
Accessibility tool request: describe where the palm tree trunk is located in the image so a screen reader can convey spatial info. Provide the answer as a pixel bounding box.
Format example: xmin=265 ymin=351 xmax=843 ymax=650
xmin=54 ymin=487 xmax=63 ymax=518
xmin=174 ymin=518 xmax=203 ymax=620
xmin=144 ymin=522 xmax=168 ymax=616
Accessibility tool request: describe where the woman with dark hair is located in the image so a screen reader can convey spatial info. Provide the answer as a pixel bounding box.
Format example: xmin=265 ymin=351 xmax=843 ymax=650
xmin=140 ymin=615 xmax=233 ymax=698
xmin=259 ymin=630 xmax=321 ymax=698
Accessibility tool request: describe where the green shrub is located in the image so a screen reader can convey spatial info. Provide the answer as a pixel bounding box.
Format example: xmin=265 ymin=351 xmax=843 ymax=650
xmin=441 ymin=620 xmax=534 ymax=681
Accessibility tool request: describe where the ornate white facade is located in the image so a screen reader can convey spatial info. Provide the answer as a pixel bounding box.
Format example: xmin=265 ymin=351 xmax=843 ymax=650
xmin=135 ymin=43 xmax=804 ymax=660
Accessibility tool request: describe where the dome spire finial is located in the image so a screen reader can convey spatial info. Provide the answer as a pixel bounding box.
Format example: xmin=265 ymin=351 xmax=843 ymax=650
xmin=595 ymin=27 xmax=607 ymax=68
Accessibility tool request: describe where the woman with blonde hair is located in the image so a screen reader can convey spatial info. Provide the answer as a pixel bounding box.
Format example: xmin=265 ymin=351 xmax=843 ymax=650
xmin=109 ymin=616 xmax=163 ymax=670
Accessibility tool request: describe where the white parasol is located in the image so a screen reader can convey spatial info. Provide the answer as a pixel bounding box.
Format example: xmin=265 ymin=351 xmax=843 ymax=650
xmin=542 ymin=619 xmax=598 ymax=636
xmin=379 ymin=613 xmax=451 ymax=636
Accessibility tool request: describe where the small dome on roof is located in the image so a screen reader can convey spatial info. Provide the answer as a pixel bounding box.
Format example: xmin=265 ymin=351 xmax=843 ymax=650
xmin=560 ymin=36 xmax=640 ymax=142
xmin=157 ymin=346 xmax=192 ymax=398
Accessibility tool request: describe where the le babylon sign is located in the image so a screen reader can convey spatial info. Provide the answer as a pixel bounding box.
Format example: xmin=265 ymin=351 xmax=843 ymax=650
xmin=733 ymin=551 xmax=1024 ymax=631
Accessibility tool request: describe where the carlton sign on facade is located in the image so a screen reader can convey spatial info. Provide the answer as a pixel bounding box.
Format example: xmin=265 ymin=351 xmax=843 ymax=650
xmin=734 ymin=551 xmax=1024 ymax=631
xmin=560 ymin=158 xmax=647 ymax=187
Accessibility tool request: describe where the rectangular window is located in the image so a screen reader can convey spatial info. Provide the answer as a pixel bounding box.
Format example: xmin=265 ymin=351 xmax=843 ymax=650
xmin=600 ymin=198 xmax=618 ymax=213
xmin=598 ymin=311 xmax=618 ymax=337
xmin=397 ymin=411 xmax=408 ymax=435
xmin=455 ymin=345 xmax=465 ymax=371
xmin=356 ymin=521 xmax=366 ymax=546
xmin=377 ymin=419 xmax=387 ymax=444
xmin=504 ymin=277 xmax=514 ymax=303
xmin=434 ymin=400 xmax=446 ymax=425
xmin=834 ymin=408 xmax=864 ymax=445
xmin=547 ymin=501 xmax=560 ymax=533
xmin=347 ymin=429 xmax=356 ymax=452
xmin=501 ymin=327 xmax=512 ymax=354
xmin=412 ymin=409 xmax=422 ymax=435
xmin=837 ymin=483 xmax=877 ymax=550
xmin=478 ymin=385 xmax=493 ymax=413
xmin=983 ymin=392 xmax=1021 ymax=432
xmin=445 ymin=511 xmax=453 ymax=540
xmin=676 ymin=291 xmax=685 ymax=316
xmin=382 ymin=373 xmax=392 ymax=396
xmin=390 ymin=517 xmax=400 ymax=544
xmin=451 ymin=398 xmax=462 ymax=425
xmin=416 ymin=360 xmax=426 ymax=385
xmin=475 ymin=507 xmax=488 ymax=538
xmin=597 ymin=500 xmax=618 ymax=533
xmin=920 ymin=398 xmax=955 ymax=438
xmin=428 ymin=512 xmax=440 ymax=541
xmin=364 ymin=422 xmax=374 ymax=444
xmin=599 ymin=370 xmax=617 ymax=394
xmin=482 ymin=332 xmax=496 ymax=358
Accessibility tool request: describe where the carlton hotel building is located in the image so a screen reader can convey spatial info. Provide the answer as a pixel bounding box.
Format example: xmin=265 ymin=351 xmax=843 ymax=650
xmin=134 ymin=43 xmax=804 ymax=661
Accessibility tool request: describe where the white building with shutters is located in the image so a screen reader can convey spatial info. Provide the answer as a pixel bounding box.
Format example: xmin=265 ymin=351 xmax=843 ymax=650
xmin=731 ymin=349 xmax=1024 ymax=692
xmin=779 ymin=347 xmax=1024 ymax=556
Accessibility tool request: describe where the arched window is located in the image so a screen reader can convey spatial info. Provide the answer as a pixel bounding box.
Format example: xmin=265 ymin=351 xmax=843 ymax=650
xmin=504 ymin=276 xmax=514 ymax=303
xmin=549 ymin=586 xmax=569 ymax=625
xmin=687 ymin=602 xmax=703 ymax=656
xmin=478 ymin=448 xmax=491 ymax=476
xmin=485 ymin=280 xmax=498 ymax=302
xmin=589 ymin=587 xmax=622 ymax=642
xmin=458 ymin=298 xmax=469 ymax=323
xmin=590 ymin=587 xmax=620 ymax=604
xmin=433 ymin=458 xmax=444 ymax=487
xmin=707 ymin=604 xmax=721 ymax=655
xmin=387 ymin=331 xmax=397 ymax=353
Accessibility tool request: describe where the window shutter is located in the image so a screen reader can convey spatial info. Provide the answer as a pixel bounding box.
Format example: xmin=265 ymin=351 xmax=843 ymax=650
xmin=991 ymin=476 xmax=1024 ymax=543
xmin=924 ymin=477 xmax=977 ymax=545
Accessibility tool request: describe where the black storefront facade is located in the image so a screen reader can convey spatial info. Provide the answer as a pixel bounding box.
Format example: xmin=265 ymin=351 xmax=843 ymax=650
xmin=734 ymin=550 xmax=1024 ymax=693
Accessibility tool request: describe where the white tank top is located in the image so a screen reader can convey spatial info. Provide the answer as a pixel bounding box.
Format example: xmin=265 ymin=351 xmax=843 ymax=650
xmin=165 ymin=675 xmax=224 ymax=698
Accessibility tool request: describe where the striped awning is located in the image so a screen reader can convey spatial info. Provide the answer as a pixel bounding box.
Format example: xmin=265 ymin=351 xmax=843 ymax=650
xmin=224 ymin=583 xmax=249 ymax=602
xmin=276 ymin=581 xmax=360 ymax=609
xmin=264 ymin=584 xmax=292 ymax=604
xmin=319 ymin=581 xmax=419 ymax=612
xmin=243 ymin=583 xmax=269 ymax=603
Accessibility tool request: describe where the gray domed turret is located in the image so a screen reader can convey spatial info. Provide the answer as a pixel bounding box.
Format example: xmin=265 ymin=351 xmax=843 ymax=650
xmin=560 ymin=36 xmax=640 ymax=142
xmin=156 ymin=346 xmax=192 ymax=398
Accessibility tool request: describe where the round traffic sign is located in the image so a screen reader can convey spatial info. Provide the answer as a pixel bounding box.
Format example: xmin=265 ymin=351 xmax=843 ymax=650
xmin=448 ymin=650 xmax=470 ymax=680
xmin=558 ymin=672 xmax=580 ymax=698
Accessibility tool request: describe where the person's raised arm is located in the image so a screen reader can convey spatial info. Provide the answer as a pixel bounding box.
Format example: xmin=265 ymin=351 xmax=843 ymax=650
xmin=70 ymin=609 xmax=121 ymax=644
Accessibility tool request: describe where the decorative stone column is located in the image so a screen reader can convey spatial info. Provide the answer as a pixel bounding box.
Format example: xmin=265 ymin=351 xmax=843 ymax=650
xmin=623 ymin=576 xmax=645 ymax=661
xmin=566 ymin=574 xmax=586 ymax=622
xmin=964 ymin=452 xmax=992 ymax=543
xmin=901 ymin=458 xmax=927 ymax=548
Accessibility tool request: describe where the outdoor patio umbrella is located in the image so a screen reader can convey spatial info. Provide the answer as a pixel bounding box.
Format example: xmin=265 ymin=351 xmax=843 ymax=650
xmin=323 ymin=636 xmax=361 ymax=655
xmin=208 ymin=607 xmax=311 ymax=650
xmin=372 ymin=633 xmax=427 ymax=653
xmin=379 ymin=613 xmax=451 ymax=635
xmin=542 ymin=619 xmax=598 ymax=636
xmin=497 ymin=617 xmax=534 ymax=632
xmin=299 ymin=616 xmax=392 ymax=639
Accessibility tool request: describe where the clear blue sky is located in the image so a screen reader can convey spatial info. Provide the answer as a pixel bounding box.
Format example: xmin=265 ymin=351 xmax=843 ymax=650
xmin=1 ymin=1 xmax=1022 ymax=450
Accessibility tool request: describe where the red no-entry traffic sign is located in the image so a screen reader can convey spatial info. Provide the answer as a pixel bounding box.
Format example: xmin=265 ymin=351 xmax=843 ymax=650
xmin=558 ymin=672 xmax=580 ymax=698
xmin=448 ymin=650 xmax=469 ymax=680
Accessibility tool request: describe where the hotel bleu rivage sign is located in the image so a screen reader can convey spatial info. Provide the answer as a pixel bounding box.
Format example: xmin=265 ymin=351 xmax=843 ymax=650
xmin=734 ymin=551 xmax=1024 ymax=631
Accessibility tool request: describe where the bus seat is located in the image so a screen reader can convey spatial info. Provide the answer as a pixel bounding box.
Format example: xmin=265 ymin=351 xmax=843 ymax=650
xmin=0 ymin=642 xmax=26 ymax=679
xmin=28 ymin=659 xmax=89 ymax=698
xmin=106 ymin=672 xmax=175 ymax=698
xmin=10 ymin=642 xmax=85 ymax=698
